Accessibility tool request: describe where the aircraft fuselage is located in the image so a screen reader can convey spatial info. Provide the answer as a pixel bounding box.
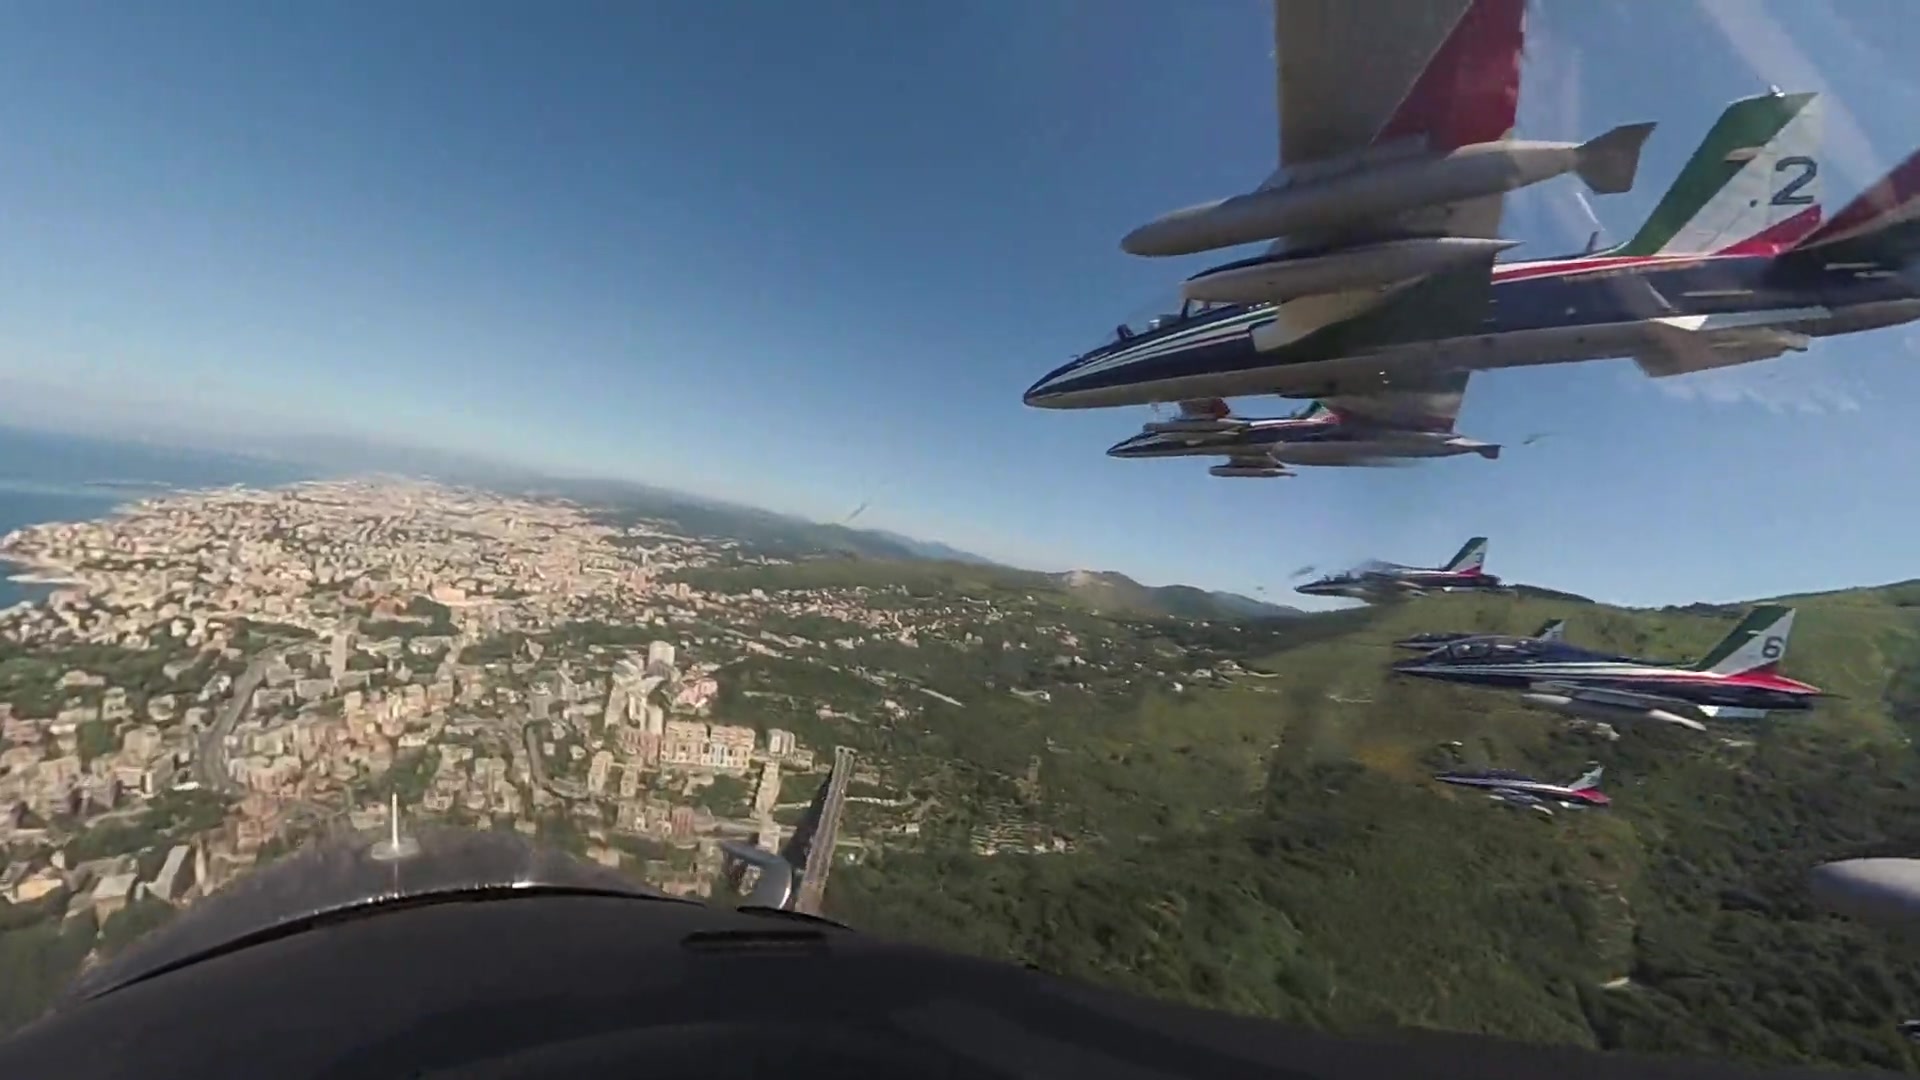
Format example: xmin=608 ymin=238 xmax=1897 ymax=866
xmin=1393 ymin=647 xmax=1821 ymax=713
xmin=1107 ymin=418 xmax=1492 ymax=466
xmin=1026 ymin=251 xmax=1920 ymax=408
xmin=1436 ymin=772 xmax=1610 ymax=808
xmin=1296 ymin=569 xmax=1501 ymax=600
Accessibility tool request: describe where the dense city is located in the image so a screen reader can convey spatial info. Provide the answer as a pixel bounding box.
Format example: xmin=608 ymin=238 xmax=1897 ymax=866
xmin=0 ymin=475 xmax=1175 ymax=971
xmin=0 ymin=480 xmax=988 ymax=935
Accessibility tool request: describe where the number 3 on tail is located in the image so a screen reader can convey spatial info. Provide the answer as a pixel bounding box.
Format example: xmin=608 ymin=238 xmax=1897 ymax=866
xmin=1760 ymin=635 xmax=1785 ymax=660
xmin=1772 ymin=157 xmax=1817 ymax=206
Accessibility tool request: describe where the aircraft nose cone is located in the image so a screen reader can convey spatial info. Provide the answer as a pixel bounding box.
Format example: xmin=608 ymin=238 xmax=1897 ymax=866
xmin=1810 ymin=858 xmax=1920 ymax=928
xmin=1023 ymin=361 xmax=1079 ymax=409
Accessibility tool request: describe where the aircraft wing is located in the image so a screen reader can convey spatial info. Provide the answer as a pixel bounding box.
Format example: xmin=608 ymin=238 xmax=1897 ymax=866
xmin=1532 ymin=681 xmax=1665 ymax=709
xmin=1222 ymin=452 xmax=1294 ymax=475
xmin=1269 ymin=0 xmax=1525 ymax=248
xmin=1320 ymin=369 xmax=1473 ymax=432
xmin=1531 ymin=681 xmax=1711 ymax=728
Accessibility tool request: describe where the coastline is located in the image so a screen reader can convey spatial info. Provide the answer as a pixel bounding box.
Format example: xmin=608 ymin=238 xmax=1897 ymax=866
xmin=0 ymin=427 xmax=321 ymax=610
xmin=6 ymin=567 xmax=88 ymax=587
xmin=0 ymin=553 xmax=81 ymax=608
xmin=0 ymin=499 xmax=121 ymax=608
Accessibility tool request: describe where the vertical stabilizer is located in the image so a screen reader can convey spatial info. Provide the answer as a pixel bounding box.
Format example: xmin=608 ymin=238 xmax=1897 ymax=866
xmin=1693 ymin=605 xmax=1796 ymax=675
xmin=1533 ymin=619 xmax=1566 ymax=643
xmin=1617 ymin=91 xmax=1823 ymax=256
xmin=1568 ymin=764 xmax=1604 ymax=792
xmin=1443 ymin=536 xmax=1488 ymax=574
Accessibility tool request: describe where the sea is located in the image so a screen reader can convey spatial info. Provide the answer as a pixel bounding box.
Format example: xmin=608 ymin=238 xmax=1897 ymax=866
xmin=0 ymin=426 xmax=318 ymax=608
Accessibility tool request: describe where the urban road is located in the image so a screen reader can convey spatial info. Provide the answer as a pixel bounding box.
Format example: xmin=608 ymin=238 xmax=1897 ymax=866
xmin=195 ymin=647 xmax=286 ymax=796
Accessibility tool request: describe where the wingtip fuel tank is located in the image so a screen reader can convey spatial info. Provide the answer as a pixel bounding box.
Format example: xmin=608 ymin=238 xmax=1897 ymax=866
xmin=1120 ymin=123 xmax=1657 ymax=260
xmin=1208 ymin=463 xmax=1293 ymax=479
xmin=1180 ymin=237 xmax=1520 ymax=306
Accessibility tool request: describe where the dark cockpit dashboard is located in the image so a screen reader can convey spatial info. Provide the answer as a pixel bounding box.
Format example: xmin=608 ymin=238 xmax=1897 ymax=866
xmin=0 ymin=827 xmax=1870 ymax=1080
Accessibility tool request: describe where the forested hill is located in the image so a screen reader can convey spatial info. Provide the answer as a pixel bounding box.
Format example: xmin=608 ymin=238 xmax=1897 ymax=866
xmin=825 ymin=582 xmax=1920 ymax=1073
xmin=669 ymin=558 xmax=1300 ymax=621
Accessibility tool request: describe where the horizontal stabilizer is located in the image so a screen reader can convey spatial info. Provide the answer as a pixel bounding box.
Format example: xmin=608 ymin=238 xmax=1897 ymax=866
xmin=1576 ymin=122 xmax=1658 ymax=195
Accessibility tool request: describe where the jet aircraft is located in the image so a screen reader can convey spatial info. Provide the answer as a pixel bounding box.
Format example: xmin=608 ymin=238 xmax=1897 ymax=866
xmin=1435 ymin=762 xmax=1610 ymax=816
xmin=1022 ymin=34 xmax=1913 ymax=413
xmin=1105 ymin=379 xmax=1498 ymax=480
xmin=1395 ymin=617 xmax=1565 ymax=651
xmin=1296 ymin=536 xmax=1499 ymax=601
xmin=1392 ymin=605 xmax=1820 ymax=731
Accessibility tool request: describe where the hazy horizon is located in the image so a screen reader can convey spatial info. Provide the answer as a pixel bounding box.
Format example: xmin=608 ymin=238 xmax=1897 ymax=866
xmin=6 ymin=2 xmax=1920 ymax=605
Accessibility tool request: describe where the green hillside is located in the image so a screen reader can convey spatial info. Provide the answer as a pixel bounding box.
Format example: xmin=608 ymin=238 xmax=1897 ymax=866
xmin=670 ymin=559 xmax=1299 ymax=621
xmin=828 ymin=581 xmax=1920 ymax=1072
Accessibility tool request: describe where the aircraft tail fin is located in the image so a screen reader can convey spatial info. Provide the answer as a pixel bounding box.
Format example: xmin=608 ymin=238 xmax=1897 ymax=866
xmin=1533 ymin=618 xmax=1566 ymax=643
xmin=1692 ymin=605 xmax=1796 ymax=676
xmin=1615 ymin=91 xmax=1823 ymax=257
xmin=1568 ymin=763 xmax=1604 ymax=792
xmin=1784 ymin=147 xmax=1920 ymax=261
xmin=1442 ymin=536 xmax=1488 ymax=574
xmin=1574 ymin=122 xmax=1658 ymax=195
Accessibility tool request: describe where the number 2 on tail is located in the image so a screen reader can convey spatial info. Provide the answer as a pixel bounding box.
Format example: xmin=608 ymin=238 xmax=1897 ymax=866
xmin=1771 ymin=157 xmax=1817 ymax=206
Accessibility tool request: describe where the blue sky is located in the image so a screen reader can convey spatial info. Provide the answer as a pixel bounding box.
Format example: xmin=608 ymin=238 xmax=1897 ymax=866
xmin=2 ymin=1 xmax=1920 ymax=606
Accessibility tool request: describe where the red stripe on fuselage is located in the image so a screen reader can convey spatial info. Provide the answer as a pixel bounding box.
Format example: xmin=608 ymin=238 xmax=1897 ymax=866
xmin=1491 ymin=252 xmax=1711 ymax=283
xmin=1718 ymin=205 xmax=1824 ymax=256
xmin=1716 ymin=667 xmax=1822 ymax=694
xmin=1373 ymin=0 xmax=1526 ymax=153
